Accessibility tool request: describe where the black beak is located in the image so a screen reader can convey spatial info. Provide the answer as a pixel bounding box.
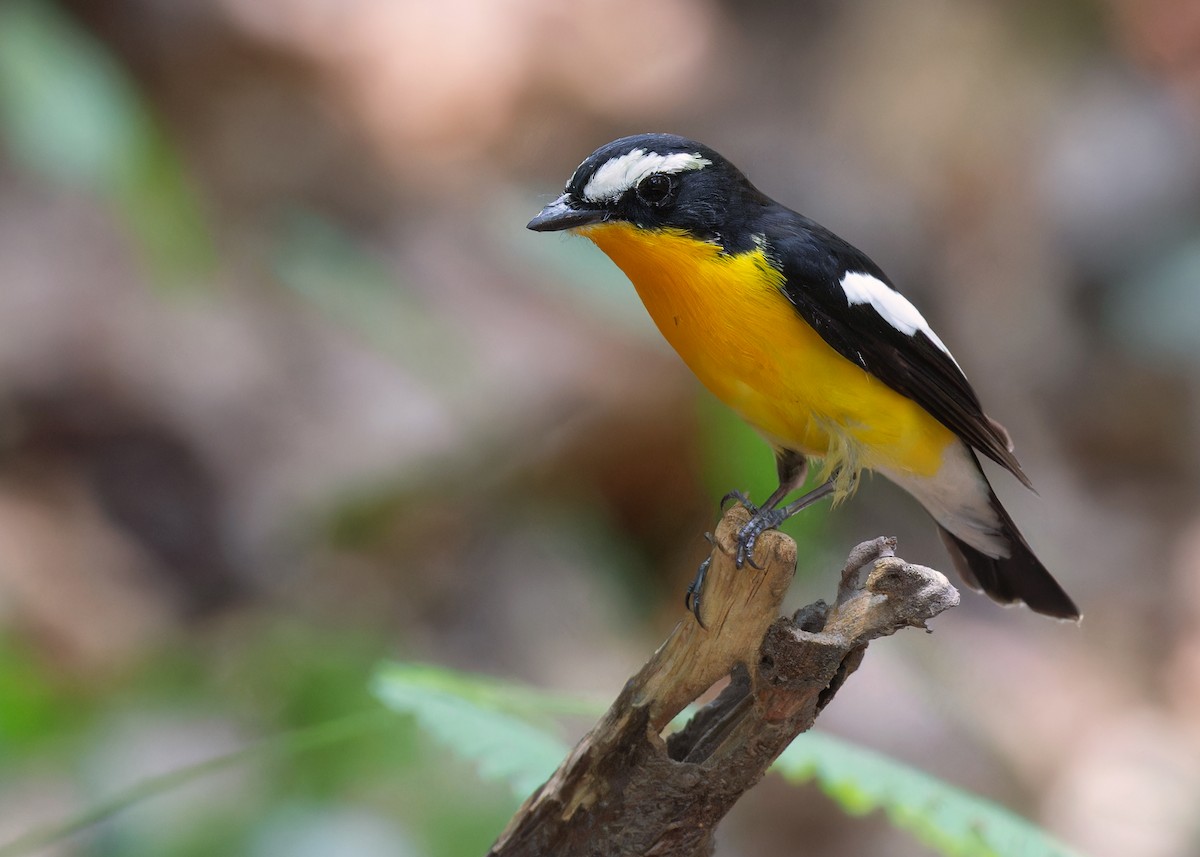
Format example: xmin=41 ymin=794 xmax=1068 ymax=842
xmin=527 ymin=194 xmax=607 ymax=232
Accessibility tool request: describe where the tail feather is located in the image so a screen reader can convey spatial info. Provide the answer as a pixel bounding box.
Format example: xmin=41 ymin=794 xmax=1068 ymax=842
xmin=883 ymin=442 xmax=1079 ymax=620
xmin=937 ymin=494 xmax=1080 ymax=620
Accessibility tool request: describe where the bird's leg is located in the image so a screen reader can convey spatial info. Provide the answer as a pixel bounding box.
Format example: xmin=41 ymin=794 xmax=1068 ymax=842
xmin=720 ymin=449 xmax=809 ymax=516
xmin=766 ymin=449 xmax=810 ymax=510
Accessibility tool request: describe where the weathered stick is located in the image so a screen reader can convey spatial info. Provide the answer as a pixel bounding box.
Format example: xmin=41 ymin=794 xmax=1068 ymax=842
xmin=488 ymin=505 xmax=959 ymax=857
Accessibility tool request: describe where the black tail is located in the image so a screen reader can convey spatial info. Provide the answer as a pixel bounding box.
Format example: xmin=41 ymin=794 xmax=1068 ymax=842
xmin=937 ymin=493 xmax=1080 ymax=620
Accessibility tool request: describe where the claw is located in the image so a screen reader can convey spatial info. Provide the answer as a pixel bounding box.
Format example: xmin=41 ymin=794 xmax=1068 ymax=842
xmin=736 ymin=535 xmax=764 ymax=570
xmin=720 ymin=490 xmax=757 ymax=513
xmin=685 ymin=556 xmax=711 ymax=628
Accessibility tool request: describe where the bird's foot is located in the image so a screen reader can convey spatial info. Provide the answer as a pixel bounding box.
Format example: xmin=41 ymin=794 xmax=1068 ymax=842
xmin=734 ymin=507 xmax=788 ymax=569
xmin=685 ymin=531 xmax=718 ymax=626
xmin=685 ymin=554 xmax=711 ymax=627
xmin=688 ymin=493 xmax=790 ymax=623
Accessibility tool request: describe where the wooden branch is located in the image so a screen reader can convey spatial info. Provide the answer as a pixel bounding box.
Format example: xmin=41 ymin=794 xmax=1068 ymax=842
xmin=488 ymin=505 xmax=959 ymax=857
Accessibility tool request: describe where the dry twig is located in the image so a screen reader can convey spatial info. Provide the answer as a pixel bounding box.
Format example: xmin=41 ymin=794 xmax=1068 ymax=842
xmin=488 ymin=504 xmax=959 ymax=857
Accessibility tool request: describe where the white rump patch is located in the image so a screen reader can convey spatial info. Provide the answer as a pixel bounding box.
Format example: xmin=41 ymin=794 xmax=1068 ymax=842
xmin=880 ymin=445 xmax=1006 ymax=557
xmin=581 ymin=149 xmax=711 ymax=203
xmin=839 ymin=271 xmax=957 ymax=364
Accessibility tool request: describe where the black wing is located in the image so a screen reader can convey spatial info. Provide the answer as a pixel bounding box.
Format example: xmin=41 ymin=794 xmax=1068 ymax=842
xmin=764 ymin=211 xmax=1031 ymax=487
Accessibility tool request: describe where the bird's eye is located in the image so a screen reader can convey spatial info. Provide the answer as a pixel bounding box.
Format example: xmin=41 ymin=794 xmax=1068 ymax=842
xmin=635 ymin=173 xmax=676 ymax=206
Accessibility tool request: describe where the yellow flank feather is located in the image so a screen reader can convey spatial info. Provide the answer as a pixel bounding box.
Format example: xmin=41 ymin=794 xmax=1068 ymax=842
xmin=580 ymin=222 xmax=956 ymax=496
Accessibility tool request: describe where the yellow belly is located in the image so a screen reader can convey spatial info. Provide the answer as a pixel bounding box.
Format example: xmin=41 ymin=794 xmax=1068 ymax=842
xmin=581 ymin=222 xmax=956 ymax=486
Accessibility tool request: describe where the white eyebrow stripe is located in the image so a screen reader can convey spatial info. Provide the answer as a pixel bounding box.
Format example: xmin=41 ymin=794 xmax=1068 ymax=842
xmin=839 ymin=271 xmax=960 ymax=368
xmin=581 ymin=149 xmax=712 ymax=202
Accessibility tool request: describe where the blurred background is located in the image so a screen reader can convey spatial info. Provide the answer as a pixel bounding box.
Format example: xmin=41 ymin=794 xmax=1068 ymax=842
xmin=0 ymin=0 xmax=1199 ymax=854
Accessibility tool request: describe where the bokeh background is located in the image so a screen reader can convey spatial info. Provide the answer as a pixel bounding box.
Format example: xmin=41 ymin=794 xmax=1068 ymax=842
xmin=1 ymin=0 xmax=1199 ymax=855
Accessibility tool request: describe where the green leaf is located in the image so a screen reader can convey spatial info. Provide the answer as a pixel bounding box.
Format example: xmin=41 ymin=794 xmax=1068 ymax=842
xmin=380 ymin=663 xmax=1083 ymax=856
xmin=0 ymin=711 xmax=394 ymax=857
xmin=0 ymin=0 xmax=213 ymax=284
xmin=772 ymin=731 xmax=1082 ymax=857
xmin=272 ymin=208 xmax=466 ymax=379
xmin=0 ymin=635 xmax=92 ymax=750
xmin=371 ymin=662 xmax=603 ymax=798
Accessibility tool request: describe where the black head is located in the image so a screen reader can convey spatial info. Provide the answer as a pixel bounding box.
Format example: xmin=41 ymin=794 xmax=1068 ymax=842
xmin=527 ymin=133 xmax=767 ymax=248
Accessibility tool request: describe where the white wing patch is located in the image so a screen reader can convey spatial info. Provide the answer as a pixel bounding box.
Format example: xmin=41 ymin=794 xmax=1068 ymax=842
xmin=839 ymin=271 xmax=958 ymax=365
xmin=581 ymin=149 xmax=712 ymax=203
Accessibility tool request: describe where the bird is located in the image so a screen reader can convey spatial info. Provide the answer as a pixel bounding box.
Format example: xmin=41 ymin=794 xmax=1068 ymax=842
xmin=528 ymin=133 xmax=1079 ymax=621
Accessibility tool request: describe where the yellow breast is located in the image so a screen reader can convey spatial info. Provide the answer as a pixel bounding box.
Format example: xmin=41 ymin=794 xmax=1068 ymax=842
xmin=580 ymin=222 xmax=956 ymax=484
